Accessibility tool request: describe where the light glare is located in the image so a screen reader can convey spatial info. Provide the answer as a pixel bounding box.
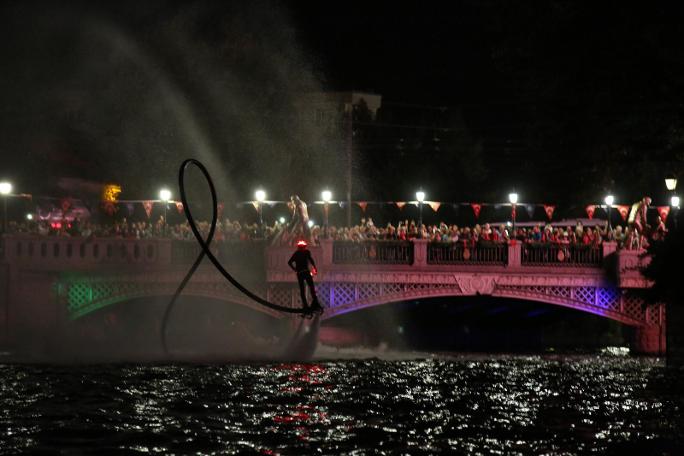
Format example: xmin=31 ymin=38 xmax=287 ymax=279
xmin=0 ymin=182 xmax=12 ymax=195
xmin=604 ymin=195 xmax=614 ymax=206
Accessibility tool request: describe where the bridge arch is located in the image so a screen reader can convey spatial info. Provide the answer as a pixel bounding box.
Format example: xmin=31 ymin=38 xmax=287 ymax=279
xmin=266 ymin=281 xmax=660 ymax=328
xmin=58 ymin=274 xmax=286 ymax=321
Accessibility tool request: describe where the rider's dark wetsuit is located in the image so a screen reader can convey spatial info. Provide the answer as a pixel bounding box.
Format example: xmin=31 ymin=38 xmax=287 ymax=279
xmin=288 ymin=248 xmax=319 ymax=311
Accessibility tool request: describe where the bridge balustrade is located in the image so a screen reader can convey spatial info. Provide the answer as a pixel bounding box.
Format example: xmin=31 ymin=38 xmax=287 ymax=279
xmin=521 ymin=243 xmax=602 ymax=267
xmin=332 ymin=241 xmax=414 ymax=265
xmin=427 ymin=241 xmax=508 ymax=265
xmin=1 ymin=236 xmax=164 ymax=266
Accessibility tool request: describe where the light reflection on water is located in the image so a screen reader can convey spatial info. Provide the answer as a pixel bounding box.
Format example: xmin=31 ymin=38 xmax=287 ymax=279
xmin=0 ymin=356 xmax=682 ymax=454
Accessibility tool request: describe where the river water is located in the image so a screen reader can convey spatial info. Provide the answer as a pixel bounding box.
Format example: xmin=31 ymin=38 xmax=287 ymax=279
xmin=1 ymin=355 xmax=682 ymax=455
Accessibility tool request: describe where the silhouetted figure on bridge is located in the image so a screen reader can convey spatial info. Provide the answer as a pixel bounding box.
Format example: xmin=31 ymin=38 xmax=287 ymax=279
xmin=628 ymin=196 xmax=652 ymax=249
xmin=288 ymin=240 xmax=323 ymax=317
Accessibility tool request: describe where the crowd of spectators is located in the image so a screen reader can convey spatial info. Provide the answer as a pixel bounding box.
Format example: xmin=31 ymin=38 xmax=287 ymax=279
xmin=308 ymin=217 xmax=668 ymax=250
xmin=5 ymin=214 xmax=669 ymax=251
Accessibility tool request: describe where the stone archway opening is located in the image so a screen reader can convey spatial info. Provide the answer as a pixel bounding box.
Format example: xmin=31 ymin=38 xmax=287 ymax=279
xmin=320 ymin=295 xmax=633 ymax=354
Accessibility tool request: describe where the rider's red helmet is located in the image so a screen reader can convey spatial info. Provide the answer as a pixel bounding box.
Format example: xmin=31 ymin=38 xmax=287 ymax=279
xmin=296 ymin=240 xmax=308 ymax=249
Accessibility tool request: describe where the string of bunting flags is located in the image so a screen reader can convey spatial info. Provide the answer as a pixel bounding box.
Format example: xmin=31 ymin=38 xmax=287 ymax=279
xmin=44 ymin=197 xmax=674 ymax=223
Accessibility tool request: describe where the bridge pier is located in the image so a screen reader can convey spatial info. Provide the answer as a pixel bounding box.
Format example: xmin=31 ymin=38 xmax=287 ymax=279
xmin=633 ymin=325 xmax=666 ymax=355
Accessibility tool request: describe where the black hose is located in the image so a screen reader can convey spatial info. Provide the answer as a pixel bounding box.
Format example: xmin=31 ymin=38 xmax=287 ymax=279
xmin=161 ymin=158 xmax=305 ymax=354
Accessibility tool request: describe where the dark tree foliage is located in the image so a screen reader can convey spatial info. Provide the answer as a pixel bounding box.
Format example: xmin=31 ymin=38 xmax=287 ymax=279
xmin=641 ymin=218 xmax=684 ymax=306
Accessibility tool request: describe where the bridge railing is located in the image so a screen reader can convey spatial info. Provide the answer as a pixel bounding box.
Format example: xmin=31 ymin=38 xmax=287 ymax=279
xmin=427 ymin=241 xmax=508 ymax=265
xmin=0 ymin=235 xmax=167 ymax=266
xmin=521 ymin=243 xmax=603 ymax=267
xmin=332 ymin=240 xmax=414 ymax=265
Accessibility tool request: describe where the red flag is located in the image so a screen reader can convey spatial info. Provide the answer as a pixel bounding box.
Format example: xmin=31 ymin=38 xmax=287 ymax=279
xmin=142 ymin=201 xmax=153 ymax=218
xmin=585 ymin=205 xmax=596 ymax=220
xmin=395 ymin=201 xmax=406 ymax=210
xmin=544 ymin=204 xmax=555 ymax=220
xmin=175 ymin=202 xmax=184 ymax=214
xmin=218 ymin=202 xmax=225 ymax=219
xmin=471 ymin=203 xmax=482 ymax=219
xmin=657 ymin=206 xmax=671 ymax=223
xmin=427 ymin=201 xmax=441 ymax=212
xmin=357 ymin=201 xmax=368 ymax=212
xmin=617 ymin=205 xmax=630 ymax=221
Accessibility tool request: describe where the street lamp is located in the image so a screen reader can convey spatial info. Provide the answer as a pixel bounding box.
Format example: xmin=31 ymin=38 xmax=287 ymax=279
xmin=604 ymin=194 xmax=614 ymax=232
xmin=0 ymin=182 xmax=12 ymax=233
xmin=508 ymin=192 xmax=518 ymax=236
xmin=255 ymin=189 xmax=266 ymax=230
xmin=665 ymin=174 xmax=678 ymax=191
xmin=159 ymin=188 xmax=171 ymax=232
xmin=416 ymin=190 xmax=425 ymax=236
xmin=665 ymin=175 xmax=678 ymax=229
xmin=322 ymin=190 xmax=332 ymax=237
xmin=672 ymin=195 xmax=681 ymax=229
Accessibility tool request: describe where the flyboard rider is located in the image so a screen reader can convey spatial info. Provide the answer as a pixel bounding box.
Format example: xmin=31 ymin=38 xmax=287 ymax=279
xmin=287 ymin=240 xmax=324 ymax=317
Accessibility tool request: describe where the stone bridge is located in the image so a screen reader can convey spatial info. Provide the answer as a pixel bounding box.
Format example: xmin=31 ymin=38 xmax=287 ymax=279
xmin=0 ymin=235 xmax=663 ymax=355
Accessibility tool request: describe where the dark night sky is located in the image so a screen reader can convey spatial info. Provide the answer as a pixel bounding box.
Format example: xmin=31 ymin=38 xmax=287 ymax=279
xmin=1 ymin=1 xmax=684 ymax=214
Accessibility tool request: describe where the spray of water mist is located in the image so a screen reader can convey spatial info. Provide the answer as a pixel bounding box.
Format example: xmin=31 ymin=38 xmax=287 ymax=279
xmin=161 ymin=158 xmax=320 ymax=360
xmin=0 ymin=2 xmax=371 ymax=360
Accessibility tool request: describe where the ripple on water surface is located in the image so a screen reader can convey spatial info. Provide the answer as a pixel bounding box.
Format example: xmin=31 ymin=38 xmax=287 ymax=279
xmin=0 ymin=356 xmax=683 ymax=454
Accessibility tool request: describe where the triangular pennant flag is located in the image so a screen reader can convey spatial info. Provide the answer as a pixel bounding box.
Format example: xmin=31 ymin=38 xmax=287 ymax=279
xmin=143 ymin=201 xmax=154 ymax=218
xmin=617 ymin=205 xmax=630 ymax=221
xmin=524 ymin=204 xmax=535 ymax=218
xmin=175 ymin=202 xmax=184 ymax=214
xmin=543 ymin=204 xmax=555 ymax=220
xmin=657 ymin=206 xmax=670 ymax=223
xmin=427 ymin=201 xmax=441 ymax=212
xmin=357 ymin=201 xmax=368 ymax=212
xmin=126 ymin=203 xmax=135 ymax=216
xmin=471 ymin=203 xmax=482 ymax=219
xmin=395 ymin=201 xmax=407 ymax=210
xmin=586 ymin=204 xmax=596 ymax=220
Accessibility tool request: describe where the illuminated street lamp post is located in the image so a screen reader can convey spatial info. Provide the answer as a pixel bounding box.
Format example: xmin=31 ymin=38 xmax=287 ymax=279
xmin=672 ymin=195 xmax=680 ymax=230
xmin=665 ymin=174 xmax=677 ymax=192
xmin=0 ymin=182 xmax=12 ymax=233
xmin=604 ymin=194 xmax=615 ymax=232
xmin=665 ymin=175 xmax=678 ymax=229
xmin=255 ymin=189 xmax=266 ymax=231
xmin=416 ymin=190 xmax=425 ymax=236
xmin=508 ymin=192 xmax=518 ymax=236
xmin=159 ymin=188 xmax=171 ymax=233
xmin=322 ymin=190 xmax=332 ymax=237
